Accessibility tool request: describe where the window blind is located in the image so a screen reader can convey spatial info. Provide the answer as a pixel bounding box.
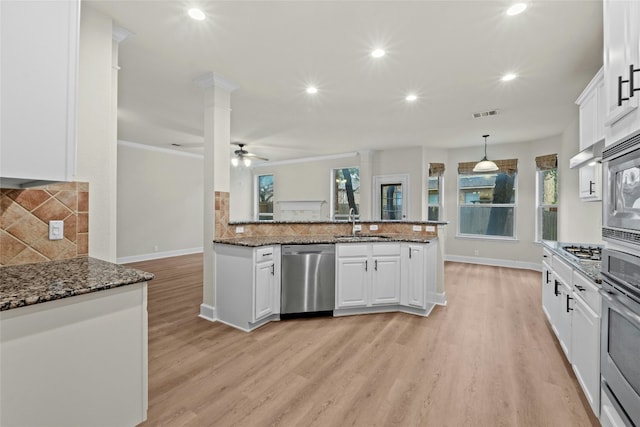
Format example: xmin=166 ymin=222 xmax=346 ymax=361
xmin=458 ymin=159 xmax=518 ymax=175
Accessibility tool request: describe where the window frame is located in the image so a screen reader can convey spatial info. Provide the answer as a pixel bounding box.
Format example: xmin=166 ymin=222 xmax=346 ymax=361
xmin=427 ymin=174 xmax=443 ymax=221
xmin=330 ymin=167 xmax=360 ymax=221
xmin=456 ymin=171 xmax=518 ymax=240
xmin=535 ymin=167 xmax=559 ymax=242
xmin=254 ymin=173 xmax=274 ymax=222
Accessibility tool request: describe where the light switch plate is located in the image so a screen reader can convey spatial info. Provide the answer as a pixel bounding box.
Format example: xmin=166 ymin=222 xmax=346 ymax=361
xmin=369 ymin=224 xmax=378 ymax=231
xmin=425 ymin=225 xmax=435 ymax=232
xmin=353 ymin=224 xmax=362 ymax=231
xmin=412 ymin=225 xmax=422 ymax=232
xmin=49 ymin=220 xmax=64 ymax=240
xmin=235 ymin=226 xmax=244 ymax=233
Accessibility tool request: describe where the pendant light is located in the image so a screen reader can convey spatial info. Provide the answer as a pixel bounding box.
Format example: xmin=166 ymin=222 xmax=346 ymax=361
xmin=473 ymin=134 xmax=499 ymax=172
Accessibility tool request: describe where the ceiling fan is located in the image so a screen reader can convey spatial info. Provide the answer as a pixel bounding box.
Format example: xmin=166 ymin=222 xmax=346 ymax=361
xmin=231 ymin=142 xmax=268 ymax=167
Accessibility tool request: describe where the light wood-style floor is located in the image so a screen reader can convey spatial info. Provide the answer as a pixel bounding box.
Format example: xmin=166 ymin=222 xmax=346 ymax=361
xmin=128 ymin=254 xmax=600 ymax=427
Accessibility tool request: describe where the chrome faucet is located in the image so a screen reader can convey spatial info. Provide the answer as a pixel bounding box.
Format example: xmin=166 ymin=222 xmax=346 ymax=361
xmin=349 ymin=208 xmax=359 ymax=236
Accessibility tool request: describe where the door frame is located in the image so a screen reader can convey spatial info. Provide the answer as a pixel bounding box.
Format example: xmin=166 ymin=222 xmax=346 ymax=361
xmin=372 ymin=174 xmax=409 ymax=220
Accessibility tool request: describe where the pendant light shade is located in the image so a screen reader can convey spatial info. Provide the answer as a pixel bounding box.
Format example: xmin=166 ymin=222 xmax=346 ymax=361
xmin=473 ymin=134 xmax=499 ymax=172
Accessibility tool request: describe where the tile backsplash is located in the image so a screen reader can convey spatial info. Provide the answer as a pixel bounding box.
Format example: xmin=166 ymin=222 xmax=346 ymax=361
xmin=0 ymin=182 xmax=89 ymax=266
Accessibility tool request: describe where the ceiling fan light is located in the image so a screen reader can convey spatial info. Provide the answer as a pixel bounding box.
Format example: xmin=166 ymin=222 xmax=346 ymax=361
xmin=243 ymin=158 xmax=251 ymax=167
xmin=231 ymin=157 xmax=239 ymax=167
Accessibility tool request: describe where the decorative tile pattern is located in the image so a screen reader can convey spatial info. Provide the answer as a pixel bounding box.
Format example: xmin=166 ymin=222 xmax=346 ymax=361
xmin=0 ymin=182 xmax=89 ymax=266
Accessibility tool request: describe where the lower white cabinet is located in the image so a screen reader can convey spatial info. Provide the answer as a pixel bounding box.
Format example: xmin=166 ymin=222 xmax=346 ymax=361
xmin=541 ymin=249 xmax=554 ymax=322
xmin=401 ymin=243 xmax=436 ymax=310
xmin=571 ymin=292 xmax=600 ymax=414
xmin=555 ymin=279 xmax=573 ymax=361
xmin=336 ymin=243 xmax=401 ymax=308
xmin=216 ymin=244 xmax=281 ymax=331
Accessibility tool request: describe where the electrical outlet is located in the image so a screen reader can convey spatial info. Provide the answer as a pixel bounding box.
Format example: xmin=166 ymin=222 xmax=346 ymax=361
xmin=412 ymin=225 xmax=422 ymax=232
xmin=474 ymin=249 xmax=479 ymax=256
xmin=425 ymin=225 xmax=435 ymax=232
xmin=353 ymin=224 xmax=362 ymax=231
xmin=235 ymin=226 xmax=244 ymax=233
xmin=369 ymin=224 xmax=378 ymax=231
xmin=49 ymin=220 xmax=64 ymax=240
xmin=153 ymin=245 xmax=159 ymax=252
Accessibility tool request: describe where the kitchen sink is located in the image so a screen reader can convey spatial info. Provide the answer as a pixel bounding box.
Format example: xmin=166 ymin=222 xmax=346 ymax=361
xmin=334 ymin=234 xmax=392 ymax=241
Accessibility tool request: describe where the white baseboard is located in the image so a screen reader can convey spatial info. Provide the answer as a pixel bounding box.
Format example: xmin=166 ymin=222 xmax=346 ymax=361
xmin=445 ymin=254 xmax=541 ymax=272
xmin=429 ymin=292 xmax=448 ymax=306
xmin=117 ymin=247 xmax=203 ymax=264
xmin=199 ymin=304 xmax=216 ymax=322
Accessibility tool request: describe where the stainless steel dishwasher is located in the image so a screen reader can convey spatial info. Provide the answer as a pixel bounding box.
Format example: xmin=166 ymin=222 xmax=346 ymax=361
xmin=281 ymin=244 xmax=335 ymax=317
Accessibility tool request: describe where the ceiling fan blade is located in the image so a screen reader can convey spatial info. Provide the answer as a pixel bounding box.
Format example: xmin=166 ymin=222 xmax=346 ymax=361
xmin=243 ymin=152 xmax=269 ymax=161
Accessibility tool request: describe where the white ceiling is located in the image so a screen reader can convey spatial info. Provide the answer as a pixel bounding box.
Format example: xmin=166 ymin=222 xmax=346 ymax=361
xmin=88 ymin=0 xmax=603 ymax=162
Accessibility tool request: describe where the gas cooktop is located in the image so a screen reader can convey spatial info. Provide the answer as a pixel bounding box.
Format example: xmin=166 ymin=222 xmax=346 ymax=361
xmin=562 ymin=245 xmax=602 ymax=262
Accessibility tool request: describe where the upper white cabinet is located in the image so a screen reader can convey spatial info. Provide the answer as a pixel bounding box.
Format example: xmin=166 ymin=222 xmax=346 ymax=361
xmin=578 ymin=162 xmax=602 ymax=201
xmin=0 ymin=0 xmax=79 ymax=188
xmin=603 ymin=0 xmax=640 ymax=147
xmin=576 ymin=68 xmax=605 ymax=150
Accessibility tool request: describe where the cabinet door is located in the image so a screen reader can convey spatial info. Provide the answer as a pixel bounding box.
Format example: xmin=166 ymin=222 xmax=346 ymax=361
xmin=0 ymin=0 xmax=79 ymax=184
xmin=578 ymin=163 xmax=602 ymax=201
xmin=541 ymin=261 xmax=554 ymax=322
xmin=571 ymin=295 xmax=600 ymax=416
xmin=371 ymin=255 xmax=401 ymax=305
xmin=406 ymin=246 xmax=426 ymax=309
xmin=603 ymin=0 xmax=640 ymax=146
xmin=579 ymin=88 xmax=599 ymax=150
xmin=254 ymin=261 xmax=275 ymax=321
xmin=336 ymin=257 xmax=368 ymax=308
xmin=556 ymin=282 xmax=573 ymax=362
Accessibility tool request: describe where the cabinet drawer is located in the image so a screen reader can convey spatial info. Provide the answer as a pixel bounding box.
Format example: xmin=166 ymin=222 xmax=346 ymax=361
xmin=337 ymin=244 xmax=368 ymax=257
xmin=572 ymin=270 xmax=601 ymax=316
xmin=372 ymin=243 xmax=401 ymax=256
xmin=552 ymin=255 xmax=573 ymax=285
xmin=256 ymin=247 xmax=275 ymax=261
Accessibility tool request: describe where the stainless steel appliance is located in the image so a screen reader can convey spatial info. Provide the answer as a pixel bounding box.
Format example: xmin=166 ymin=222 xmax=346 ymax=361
xmin=562 ymin=244 xmax=603 ymax=261
xmin=603 ymin=134 xmax=640 ymax=248
xmin=600 ymin=248 xmax=640 ymax=426
xmin=281 ymin=244 xmax=335 ymax=317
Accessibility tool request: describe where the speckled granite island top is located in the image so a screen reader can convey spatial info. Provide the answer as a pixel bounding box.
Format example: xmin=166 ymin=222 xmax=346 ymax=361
xmin=0 ymin=257 xmax=154 ymax=311
xmin=214 ymin=234 xmax=438 ymax=247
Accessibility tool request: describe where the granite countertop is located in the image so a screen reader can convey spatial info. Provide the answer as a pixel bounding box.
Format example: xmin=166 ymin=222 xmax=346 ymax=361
xmin=214 ymin=234 xmax=438 ymax=247
xmin=229 ymin=220 xmax=450 ymax=226
xmin=0 ymin=257 xmax=154 ymax=311
xmin=542 ymin=240 xmax=602 ymax=284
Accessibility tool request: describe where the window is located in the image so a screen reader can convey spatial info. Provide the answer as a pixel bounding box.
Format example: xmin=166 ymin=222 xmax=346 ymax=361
xmin=536 ymin=154 xmax=558 ymax=241
xmin=457 ymin=159 xmax=518 ymax=238
xmin=427 ymin=163 xmax=445 ymax=221
xmin=333 ymin=168 xmax=360 ymax=220
xmin=381 ymin=183 xmax=403 ymax=219
xmin=256 ymin=174 xmax=273 ymax=221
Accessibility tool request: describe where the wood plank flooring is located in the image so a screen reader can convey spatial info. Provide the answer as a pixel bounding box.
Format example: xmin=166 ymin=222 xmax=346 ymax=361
xmin=128 ymin=255 xmax=600 ymax=427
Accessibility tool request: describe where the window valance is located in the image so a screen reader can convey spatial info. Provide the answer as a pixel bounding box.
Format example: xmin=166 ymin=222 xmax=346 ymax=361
xmin=535 ymin=153 xmax=558 ymax=170
xmin=429 ymin=163 xmax=445 ymax=176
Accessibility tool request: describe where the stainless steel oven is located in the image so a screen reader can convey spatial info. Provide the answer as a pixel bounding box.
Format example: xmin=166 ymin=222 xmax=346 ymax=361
xmin=603 ymin=134 xmax=640 ymax=249
xmin=600 ymin=248 xmax=640 ymax=426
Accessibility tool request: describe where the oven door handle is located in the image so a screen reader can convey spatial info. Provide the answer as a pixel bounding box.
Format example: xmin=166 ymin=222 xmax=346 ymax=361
xmin=599 ymin=288 xmax=640 ymax=328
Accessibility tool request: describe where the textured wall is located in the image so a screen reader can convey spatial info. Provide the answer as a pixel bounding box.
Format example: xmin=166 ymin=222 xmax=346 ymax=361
xmin=0 ymin=182 xmax=89 ymax=266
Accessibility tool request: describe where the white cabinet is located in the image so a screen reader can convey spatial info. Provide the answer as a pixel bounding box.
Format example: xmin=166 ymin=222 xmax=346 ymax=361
xmin=577 ymin=68 xmax=605 ymax=150
xmin=578 ymin=162 xmax=602 ymax=201
xmin=216 ymin=244 xmax=281 ymax=331
xmin=255 ymin=249 xmax=276 ymax=321
xmin=571 ymin=291 xmax=600 ymax=416
xmin=401 ymin=242 xmax=438 ymax=310
xmin=541 ymin=249 xmax=554 ymax=322
xmin=603 ymin=0 xmax=640 ymax=147
xmin=555 ymin=279 xmax=573 ymax=361
xmin=0 ymin=0 xmax=80 ymax=188
xmin=336 ymin=243 xmax=401 ymax=309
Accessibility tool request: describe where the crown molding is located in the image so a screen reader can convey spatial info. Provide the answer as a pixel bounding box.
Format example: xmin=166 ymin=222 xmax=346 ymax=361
xmin=193 ymin=72 xmax=239 ymax=92
xmin=113 ymin=25 xmax=134 ymax=44
xmin=252 ymin=151 xmax=358 ymax=168
xmin=117 ymin=140 xmax=204 ymax=159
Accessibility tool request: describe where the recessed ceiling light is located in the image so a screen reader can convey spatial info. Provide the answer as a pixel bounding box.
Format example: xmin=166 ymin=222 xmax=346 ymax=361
xmin=306 ymin=86 xmax=318 ymax=94
xmin=506 ymin=3 xmax=527 ymax=16
xmin=406 ymin=94 xmax=418 ymax=102
xmin=371 ymin=49 xmax=386 ymax=58
xmin=188 ymin=8 xmax=206 ymax=21
xmin=501 ymin=73 xmax=517 ymax=82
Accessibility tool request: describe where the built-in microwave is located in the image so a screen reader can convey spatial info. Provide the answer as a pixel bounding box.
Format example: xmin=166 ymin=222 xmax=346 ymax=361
xmin=603 ymin=133 xmax=640 ymax=249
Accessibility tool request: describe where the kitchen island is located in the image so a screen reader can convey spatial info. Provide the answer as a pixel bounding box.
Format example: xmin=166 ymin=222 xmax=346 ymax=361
xmin=0 ymin=257 xmax=153 ymax=427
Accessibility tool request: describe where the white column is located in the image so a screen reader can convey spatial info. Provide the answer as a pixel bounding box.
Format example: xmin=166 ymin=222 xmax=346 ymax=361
xmin=358 ymin=150 xmax=374 ymax=220
xmin=194 ymin=72 xmax=238 ymax=318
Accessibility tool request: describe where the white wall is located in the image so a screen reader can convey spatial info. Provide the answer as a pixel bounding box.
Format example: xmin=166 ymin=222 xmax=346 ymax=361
xmin=558 ymin=118 xmax=603 ymax=244
xmin=229 ymin=165 xmax=254 ymax=221
xmin=116 ymin=142 xmax=203 ymax=261
xmin=76 ymin=5 xmax=117 ymax=262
